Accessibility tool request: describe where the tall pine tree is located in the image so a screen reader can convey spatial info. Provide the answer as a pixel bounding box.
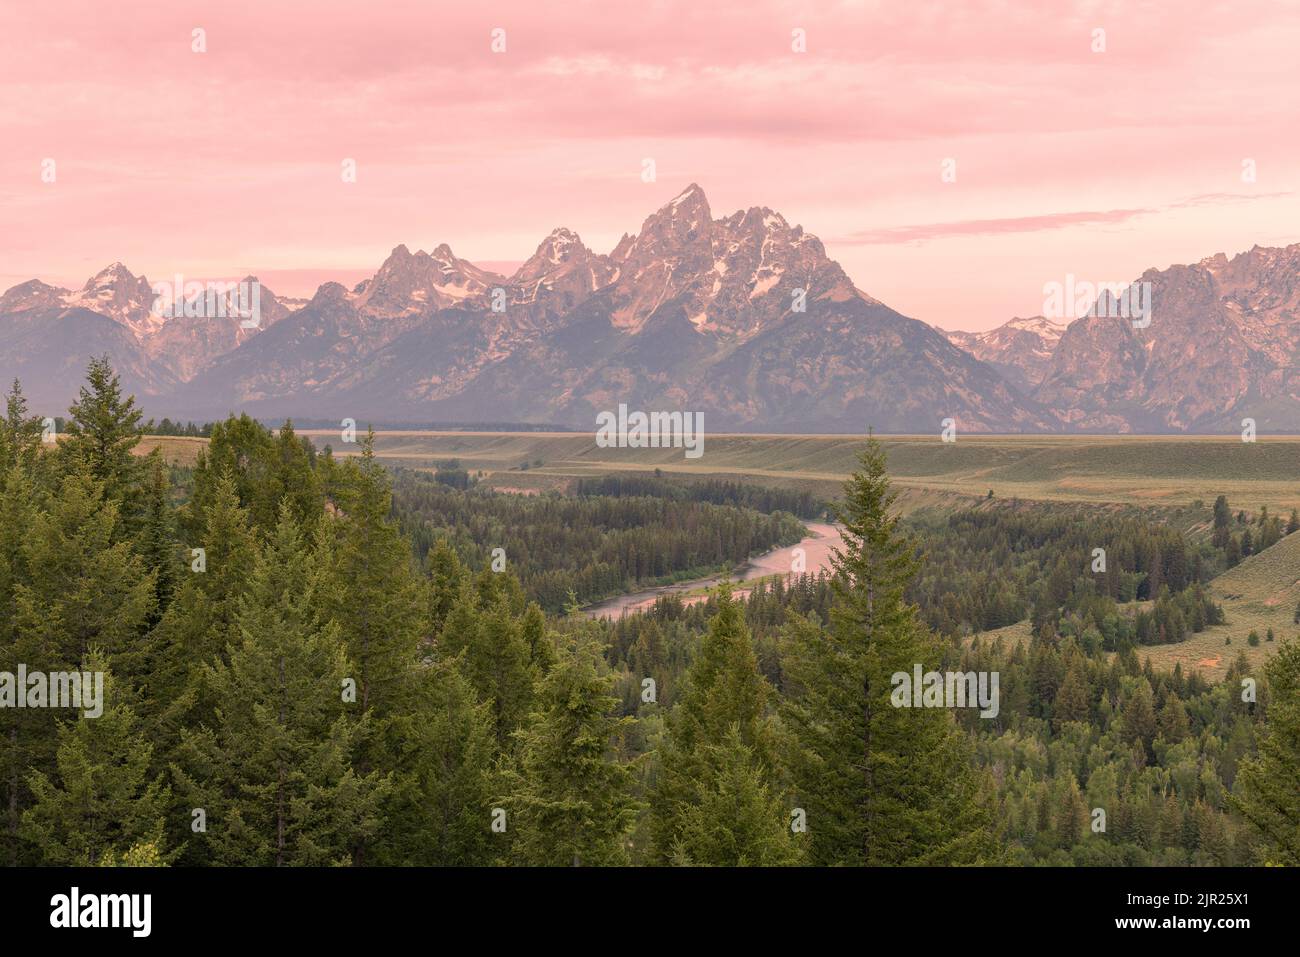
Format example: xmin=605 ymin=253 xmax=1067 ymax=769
xmin=376 ymin=658 xmax=499 ymax=866
xmin=504 ymin=631 xmax=639 ymax=865
xmin=55 ymin=356 xmax=144 ymax=513
xmin=650 ymin=586 xmax=790 ymax=864
xmin=315 ymin=433 xmax=424 ymax=717
xmin=172 ymin=503 xmax=388 ymax=866
xmin=782 ymin=438 xmax=998 ymax=865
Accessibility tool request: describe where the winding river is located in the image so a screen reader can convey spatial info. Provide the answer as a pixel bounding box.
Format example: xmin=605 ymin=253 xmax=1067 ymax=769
xmin=582 ymin=521 xmax=844 ymax=619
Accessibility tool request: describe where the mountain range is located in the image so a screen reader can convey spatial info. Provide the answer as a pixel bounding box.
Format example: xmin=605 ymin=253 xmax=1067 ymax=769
xmin=4 ymin=185 xmax=1299 ymax=433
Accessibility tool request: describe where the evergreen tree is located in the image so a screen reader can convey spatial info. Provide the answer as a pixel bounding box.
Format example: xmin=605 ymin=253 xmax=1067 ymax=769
xmin=257 ymin=421 xmax=324 ymax=531
xmin=55 ymin=356 xmax=144 ymax=510
xmin=376 ymin=658 xmax=498 ymax=866
xmin=520 ymin=601 xmax=556 ymax=674
xmin=782 ymin=438 xmax=998 ymax=865
xmin=0 ymin=465 xmax=38 ymax=862
xmin=1053 ymin=662 xmax=1092 ymax=728
xmin=1157 ymin=694 xmax=1190 ymax=744
xmin=0 ymin=464 xmax=36 ymax=648
xmin=1232 ymin=639 xmax=1300 ymax=864
xmin=187 ymin=413 xmax=276 ymax=534
xmin=152 ymin=471 xmax=257 ymax=704
xmin=668 ymin=726 xmax=802 ymax=866
xmin=1120 ymin=679 xmax=1157 ymax=760
xmin=137 ymin=452 xmax=180 ymax=625
xmin=441 ymin=589 xmax=537 ymax=752
xmin=147 ymin=471 xmax=260 ymax=785
xmin=188 ymin=416 xmax=323 ymax=535
xmin=427 ymin=538 xmax=466 ymax=635
xmin=15 ymin=472 xmax=156 ymax=676
xmin=316 ymin=435 xmax=424 ymax=717
xmin=1157 ymin=794 xmax=1183 ymax=851
xmin=504 ymin=632 xmax=639 ymax=866
xmin=1212 ymin=495 xmax=1231 ymax=531
xmin=650 ymin=586 xmax=784 ymax=863
xmin=20 ymin=660 xmax=170 ymax=866
xmin=172 ymin=503 xmax=388 ymax=866
xmin=0 ymin=379 xmax=44 ymax=472
xmin=1055 ymin=780 xmax=1086 ymax=849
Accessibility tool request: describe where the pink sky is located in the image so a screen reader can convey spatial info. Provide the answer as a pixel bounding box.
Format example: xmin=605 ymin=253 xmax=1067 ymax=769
xmin=3 ymin=0 xmax=1299 ymax=331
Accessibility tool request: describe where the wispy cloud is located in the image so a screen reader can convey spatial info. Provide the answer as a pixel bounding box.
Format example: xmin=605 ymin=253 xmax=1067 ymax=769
xmin=832 ymin=191 xmax=1298 ymax=246
xmin=1171 ymin=191 xmax=1294 ymax=208
xmin=832 ymin=208 xmax=1156 ymax=245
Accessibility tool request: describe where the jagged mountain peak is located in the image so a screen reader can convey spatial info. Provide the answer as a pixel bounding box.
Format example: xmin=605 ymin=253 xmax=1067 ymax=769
xmin=355 ymin=242 xmax=504 ymax=317
xmin=507 ymin=227 xmax=617 ymax=317
xmin=377 ymin=242 xmax=464 ymax=270
xmin=603 ymin=184 xmax=860 ymax=335
xmin=524 ymin=227 xmax=588 ymax=268
xmin=511 ymin=228 xmax=592 ymax=282
xmin=1198 ymin=241 xmax=1300 ymax=283
xmin=0 ymin=278 xmax=69 ymax=314
xmin=714 ymin=204 xmax=826 ymax=263
xmin=61 ymin=261 xmax=155 ymax=332
xmin=314 ymin=281 xmax=352 ymax=303
xmin=719 ymin=205 xmax=790 ymax=232
xmin=669 ymin=182 xmax=708 ymax=208
xmin=609 ymin=232 xmax=636 ymax=262
xmin=76 ymin=261 xmax=151 ymax=302
xmin=17 ymin=191 xmax=1300 ymax=435
xmin=1004 ymin=315 xmax=1065 ymax=337
xmin=1177 ymin=242 xmax=1300 ymax=281
xmin=83 ymin=261 xmax=137 ymax=286
xmin=636 ymin=183 xmax=713 ymax=240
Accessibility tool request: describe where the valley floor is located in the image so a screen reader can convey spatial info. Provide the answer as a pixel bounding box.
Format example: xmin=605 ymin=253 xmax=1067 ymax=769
xmin=270 ymin=430 xmax=1300 ymax=514
xmin=139 ymin=430 xmax=1300 ymax=679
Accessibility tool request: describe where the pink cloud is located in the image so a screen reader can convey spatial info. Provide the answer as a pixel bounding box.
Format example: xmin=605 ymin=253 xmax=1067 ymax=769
xmin=2 ymin=0 xmax=1299 ymax=324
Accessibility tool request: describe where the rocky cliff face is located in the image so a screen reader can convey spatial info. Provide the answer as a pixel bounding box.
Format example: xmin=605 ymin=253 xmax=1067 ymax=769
xmin=1032 ymin=246 xmax=1300 ymax=431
